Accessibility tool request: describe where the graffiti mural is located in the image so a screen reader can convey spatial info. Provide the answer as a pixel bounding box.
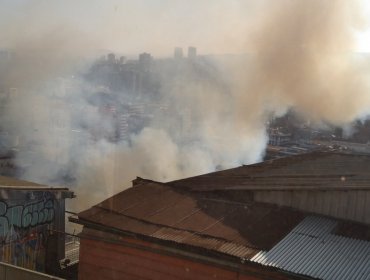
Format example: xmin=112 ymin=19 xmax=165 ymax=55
xmin=0 ymin=199 xmax=55 ymax=236
xmin=0 ymin=194 xmax=56 ymax=271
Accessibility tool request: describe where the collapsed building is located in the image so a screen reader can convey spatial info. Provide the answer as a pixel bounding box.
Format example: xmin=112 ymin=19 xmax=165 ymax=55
xmin=71 ymin=151 xmax=370 ymax=280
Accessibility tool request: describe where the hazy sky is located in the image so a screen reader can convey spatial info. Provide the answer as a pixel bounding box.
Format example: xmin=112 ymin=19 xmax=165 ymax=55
xmin=1 ymin=0 xmax=369 ymax=57
xmin=0 ymin=0 xmax=256 ymax=56
xmin=2 ymin=0 xmax=370 ymax=207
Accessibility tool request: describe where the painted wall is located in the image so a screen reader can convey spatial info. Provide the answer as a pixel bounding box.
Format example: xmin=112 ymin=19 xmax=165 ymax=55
xmin=78 ymin=231 xmax=304 ymax=280
xmin=0 ymin=190 xmax=65 ymax=272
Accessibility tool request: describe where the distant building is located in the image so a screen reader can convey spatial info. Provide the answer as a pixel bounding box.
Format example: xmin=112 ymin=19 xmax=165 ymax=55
xmin=107 ymin=53 xmax=116 ymax=64
xmin=119 ymin=56 xmax=126 ymax=64
xmin=72 ymin=151 xmax=370 ymax=280
xmin=187 ymin=46 xmax=197 ymax=59
xmin=174 ymin=47 xmax=183 ymax=59
xmin=0 ymin=176 xmax=74 ymax=274
xmin=138 ymin=52 xmax=152 ymax=71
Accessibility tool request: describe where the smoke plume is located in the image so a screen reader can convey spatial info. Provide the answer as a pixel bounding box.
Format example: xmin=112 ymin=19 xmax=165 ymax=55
xmin=245 ymin=0 xmax=370 ymax=125
xmin=0 ymin=0 xmax=369 ymax=213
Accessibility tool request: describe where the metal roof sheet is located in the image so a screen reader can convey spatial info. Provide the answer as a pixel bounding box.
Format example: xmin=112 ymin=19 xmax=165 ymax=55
xmin=75 ymin=151 xmax=370 ymax=279
xmin=168 ymin=152 xmax=370 ymax=191
xmin=77 ymin=182 xmax=304 ymax=258
xmin=151 ymin=227 xmax=258 ymax=258
xmin=251 ymin=216 xmax=370 ymax=280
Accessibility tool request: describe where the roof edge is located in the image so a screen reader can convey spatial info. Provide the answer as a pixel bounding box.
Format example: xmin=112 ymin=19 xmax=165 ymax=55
xmin=73 ymin=218 xmax=315 ymax=280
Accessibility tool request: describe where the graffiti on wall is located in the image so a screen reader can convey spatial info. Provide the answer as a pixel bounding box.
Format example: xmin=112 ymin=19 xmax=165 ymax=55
xmin=0 ymin=197 xmax=56 ymax=271
xmin=0 ymin=199 xmax=55 ymax=238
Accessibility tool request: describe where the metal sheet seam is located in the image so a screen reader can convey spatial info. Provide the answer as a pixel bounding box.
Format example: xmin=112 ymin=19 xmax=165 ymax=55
xmin=250 ymin=216 xmax=370 ymax=280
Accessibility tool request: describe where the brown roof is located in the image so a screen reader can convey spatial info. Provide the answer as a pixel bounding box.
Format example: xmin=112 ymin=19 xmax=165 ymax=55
xmin=168 ymin=152 xmax=370 ymax=191
xmin=74 ymin=152 xmax=370 ymax=258
xmin=74 ymin=151 xmax=370 ymax=276
xmin=77 ymin=181 xmax=304 ymax=259
xmin=0 ymin=175 xmax=42 ymax=187
xmin=0 ymin=175 xmax=71 ymax=191
xmin=335 ymin=220 xmax=370 ymax=241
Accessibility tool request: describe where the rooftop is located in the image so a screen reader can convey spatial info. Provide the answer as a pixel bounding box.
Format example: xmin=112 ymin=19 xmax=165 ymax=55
xmin=251 ymin=216 xmax=370 ymax=280
xmin=168 ymin=151 xmax=370 ymax=191
xmin=74 ymin=151 xmax=370 ymax=280
xmin=0 ymin=175 xmax=72 ymax=192
xmin=77 ymin=181 xmax=304 ymax=259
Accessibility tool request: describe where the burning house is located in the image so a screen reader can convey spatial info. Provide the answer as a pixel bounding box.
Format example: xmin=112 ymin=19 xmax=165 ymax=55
xmin=0 ymin=176 xmax=74 ymax=274
xmin=71 ymin=151 xmax=370 ymax=280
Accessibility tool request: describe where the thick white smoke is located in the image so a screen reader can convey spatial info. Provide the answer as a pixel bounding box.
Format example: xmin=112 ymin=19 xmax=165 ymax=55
xmin=0 ymin=0 xmax=369 ymax=212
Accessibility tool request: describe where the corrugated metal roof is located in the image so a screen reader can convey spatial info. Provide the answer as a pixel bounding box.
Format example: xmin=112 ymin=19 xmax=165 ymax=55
xmin=251 ymin=216 xmax=370 ymax=280
xmin=78 ymin=182 xmax=304 ymax=258
xmin=75 ymin=151 xmax=370 ymax=279
xmin=168 ymin=152 xmax=370 ymax=191
xmin=151 ymin=227 xmax=258 ymax=258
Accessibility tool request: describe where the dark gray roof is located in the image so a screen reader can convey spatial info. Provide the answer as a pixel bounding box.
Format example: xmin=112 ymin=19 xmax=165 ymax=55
xmin=168 ymin=152 xmax=370 ymax=191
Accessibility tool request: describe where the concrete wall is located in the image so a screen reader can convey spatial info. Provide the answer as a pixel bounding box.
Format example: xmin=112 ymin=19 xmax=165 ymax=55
xmin=0 ymin=262 xmax=63 ymax=280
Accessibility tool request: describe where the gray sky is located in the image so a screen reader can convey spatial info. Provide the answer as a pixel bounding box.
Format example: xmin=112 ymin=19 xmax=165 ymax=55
xmin=0 ymin=0 xmax=261 ymax=56
xmin=0 ymin=0 xmax=369 ymax=56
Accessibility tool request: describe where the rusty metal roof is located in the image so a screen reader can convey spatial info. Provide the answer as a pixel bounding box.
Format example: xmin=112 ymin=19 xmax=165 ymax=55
xmin=77 ymin=181 xmax=304 ymax=259
xmin=334 ymin=220 xmax=370 ymax=241
xmin=0 ymin=175 xmax=71 ymax=191
xmin=75 ymin=151 xmax=370 ymax=278
xmin=168 ymin=152 xmax=370 ymax=191
xmin=76 ymin=180 xmax=370 ymax=276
